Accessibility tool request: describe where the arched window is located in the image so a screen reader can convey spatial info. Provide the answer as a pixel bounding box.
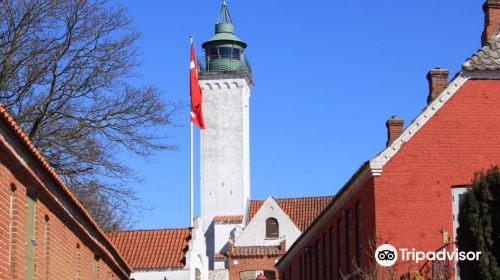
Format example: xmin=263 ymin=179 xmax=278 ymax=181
xmin=266 ymin=218 xmax=279 ymax=239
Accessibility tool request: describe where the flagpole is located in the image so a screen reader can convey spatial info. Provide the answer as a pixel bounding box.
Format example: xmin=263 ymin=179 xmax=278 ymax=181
xmin=190 ymin=121 xmax=194 ymax=227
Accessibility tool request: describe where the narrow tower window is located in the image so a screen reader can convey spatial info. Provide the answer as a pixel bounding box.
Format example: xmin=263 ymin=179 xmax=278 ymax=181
xmin=266 ymin=218 xmax=279 ymax=239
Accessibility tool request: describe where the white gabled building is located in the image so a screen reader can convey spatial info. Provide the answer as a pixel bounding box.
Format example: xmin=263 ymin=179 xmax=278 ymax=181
xmin=110 ymin=2 xmax=333 ymax=280
xmin=235 ymin=197 xmax=302 ymax=250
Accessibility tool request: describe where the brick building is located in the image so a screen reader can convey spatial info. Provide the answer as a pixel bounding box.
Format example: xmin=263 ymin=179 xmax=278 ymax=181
xmin=224 ymin=196 xmax=333 ymax=280
xmin=94 ymin=1 xmax=335 ymax=279
xmin=276 ymin=1 xmax=500 ymax=279
xmin=0 ymin=104 xmax=130 ymax=279
xmin=110 ymin=195 xmax=332 ymax=280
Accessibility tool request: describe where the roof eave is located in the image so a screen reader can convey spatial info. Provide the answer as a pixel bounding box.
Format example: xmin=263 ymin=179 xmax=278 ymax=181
xmin=0 ymin=104 xmax=132 ymax=277
xmin=276 ymin=162 xmax=372 ymax=270
xmin=278 ymin=69 xmax=487 ymax=269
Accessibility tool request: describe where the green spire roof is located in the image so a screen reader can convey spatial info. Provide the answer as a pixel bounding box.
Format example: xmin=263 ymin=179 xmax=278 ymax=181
xmin=202 ymin=0 xmax=247 ymax=49
xmin=217 ymin=0 xmax=232 ymax=24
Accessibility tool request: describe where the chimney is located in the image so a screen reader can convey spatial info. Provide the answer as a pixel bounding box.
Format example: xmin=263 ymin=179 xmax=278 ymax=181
xmin=426 ymin=68 xmax=449 ymax=104
xmin=386 ymin=116 xmax=404 ymax=147
xmin=482 ymin=0 xmax=500 ymax=45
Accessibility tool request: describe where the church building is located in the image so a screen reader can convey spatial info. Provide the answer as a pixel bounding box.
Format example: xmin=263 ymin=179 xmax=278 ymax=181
xmin=109 ymin=1 xmax=333 ymax=280
xmin=4 ymin=0 xmax=498 ymax=279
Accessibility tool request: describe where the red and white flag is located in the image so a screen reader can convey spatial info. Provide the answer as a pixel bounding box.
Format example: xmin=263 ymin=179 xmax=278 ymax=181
xmin=190 ymin=37 xmax=205 ymax=129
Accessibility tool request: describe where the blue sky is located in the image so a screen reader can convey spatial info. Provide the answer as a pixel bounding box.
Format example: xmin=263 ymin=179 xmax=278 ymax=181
xmin=116 ymin=0 xmax=484 ymax=229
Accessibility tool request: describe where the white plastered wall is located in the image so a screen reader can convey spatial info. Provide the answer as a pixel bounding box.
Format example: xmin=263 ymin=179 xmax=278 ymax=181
xmin=199 ymin=76 xmax=251 ymax=228
xmin=131 ymin=269 xmax=188 ymax=280
xmin=235 ymin=196 xmax=301 ymax=250
xmin=214 ymin=222 xmax=243 ymax=254
xmin=199 ymin=73 xmax=252 ymax=267
xmin=185 ymin=217 xmax=209 ymax=280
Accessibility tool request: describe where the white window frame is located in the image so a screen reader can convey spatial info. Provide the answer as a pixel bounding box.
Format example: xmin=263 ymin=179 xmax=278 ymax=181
xmin=451 ymin=186 xmax=468 ymax=280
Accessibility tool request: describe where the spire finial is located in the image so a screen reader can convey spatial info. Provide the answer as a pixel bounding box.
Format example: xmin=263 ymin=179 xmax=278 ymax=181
xmin=217 ymin=0 xmax=233 ymax=24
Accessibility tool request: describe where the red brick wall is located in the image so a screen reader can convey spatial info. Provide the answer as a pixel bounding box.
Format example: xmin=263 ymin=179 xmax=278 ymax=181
xmin=0 ymin=167 xmax=11 ymax=278
xmin=279 ymin=79 xmax=500 ymax=279
xmin=375 ymin=79 xmax=500 ymax=272
xmin=229 ymin=256 xmax=281 ymax=280
xmin=281 ymin=179 xmax=375 ymax=280
xmin=482 ymin=1 xmax=500 ymax=45
xmin=0 ymin=124 xmax=128 ymax=279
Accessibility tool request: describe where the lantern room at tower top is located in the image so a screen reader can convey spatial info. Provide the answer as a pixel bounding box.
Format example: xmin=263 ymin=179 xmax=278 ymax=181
xmin=199 ymin=0 xmax=252 ymax=81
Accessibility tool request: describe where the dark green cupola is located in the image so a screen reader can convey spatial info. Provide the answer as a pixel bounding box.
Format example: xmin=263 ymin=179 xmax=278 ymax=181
xmin=201 ymin=0 xmax=251 ymax=77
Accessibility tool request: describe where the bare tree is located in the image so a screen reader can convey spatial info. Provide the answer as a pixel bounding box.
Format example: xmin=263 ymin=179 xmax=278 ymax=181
xmin=0 ymin=0 xmax=180 ymax=230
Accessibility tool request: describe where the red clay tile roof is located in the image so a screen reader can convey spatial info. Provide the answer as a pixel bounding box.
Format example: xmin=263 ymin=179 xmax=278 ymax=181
xmin=229 ymin=245 xmax=283 ymax=258
xmin=214 ymin=253 xmax=228 ymax=260
xmin=0 ymin=104 xmax=130 ymax=276
xmin=248 ymin=196 xmax=333 ymax=231
xmin=108 ymin=228 xmax=191 ymax=270
xmin=214 ymin=215 xmax=244 ymax=223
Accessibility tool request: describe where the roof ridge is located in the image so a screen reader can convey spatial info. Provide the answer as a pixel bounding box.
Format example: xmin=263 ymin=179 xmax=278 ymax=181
xmin=214 ymin=214 xmax=244 ymax=216
xmin=111 ymin=227 xmax=192 ymax=233
xmin=250 ymin=195 xmax=334 ymax=202
xmin=463 ymin=32 xmax=500 ymax=71
xmin=234 ymin=244 xmax=281 ymax=248
xmin=276 ymin=195 xmax=334 ymax=199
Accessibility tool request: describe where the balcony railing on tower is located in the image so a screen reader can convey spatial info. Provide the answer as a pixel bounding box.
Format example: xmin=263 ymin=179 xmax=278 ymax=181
xmin=197 ymin=55 xmax=252 ymax=81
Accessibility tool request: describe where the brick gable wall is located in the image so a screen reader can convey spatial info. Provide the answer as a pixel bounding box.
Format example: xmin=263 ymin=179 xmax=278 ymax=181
xmin=278 ymin=79 xmax=500 ymax=279
xmin=375 ymin=79 xmax=500 ymax=256
xmin=229 ymin=256 xmax=282 ymax=280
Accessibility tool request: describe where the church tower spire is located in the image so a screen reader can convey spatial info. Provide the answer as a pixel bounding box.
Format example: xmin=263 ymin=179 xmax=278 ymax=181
xmin=198 ymin=0 xmax=252 ymax=269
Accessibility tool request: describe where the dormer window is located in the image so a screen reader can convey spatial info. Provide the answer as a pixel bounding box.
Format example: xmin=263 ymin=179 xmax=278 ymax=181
xmin=266 ymin=218 xmax=279 ymax=239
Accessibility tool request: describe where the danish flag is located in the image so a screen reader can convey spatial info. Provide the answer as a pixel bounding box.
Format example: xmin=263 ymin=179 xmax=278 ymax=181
xmin=190 ymin=36 xmax=205 ymax=129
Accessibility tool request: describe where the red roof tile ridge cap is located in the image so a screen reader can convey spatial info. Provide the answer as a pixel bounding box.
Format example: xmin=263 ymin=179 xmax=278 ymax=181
xmin=214 ymin=215 xmax=244 ymax=221
xmin=214 ymin=214 xmax=244 ymax=217
xmin=235 ymin=244 xmax=281 ymax=249
xmin=275 ymin=195 xmax=334 ymax=201
xmin=111 ymin=227 xmax=192 ymax=234
xmin=0 ymin=103 xmax=131 ymax=274
xmin=251 ymin=195 xmax=334 ymax=203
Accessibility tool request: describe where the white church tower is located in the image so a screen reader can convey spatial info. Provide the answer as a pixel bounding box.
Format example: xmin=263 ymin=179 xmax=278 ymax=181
xmin=198 ymin=0 xmax=253 ymax=269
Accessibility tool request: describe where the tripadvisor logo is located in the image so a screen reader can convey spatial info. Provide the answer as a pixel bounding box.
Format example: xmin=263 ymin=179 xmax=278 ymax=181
xmin=375 ymin=244 xmax=482 ymax=267
xmin=375 ymin=244 xmax=398 ymax=267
